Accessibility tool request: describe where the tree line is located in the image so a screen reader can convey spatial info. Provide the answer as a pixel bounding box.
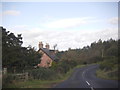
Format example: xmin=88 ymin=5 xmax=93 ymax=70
xmin=53 ymin=38 xmax=119 ymax=80
xmin=57 ymin=38 xmax=118 ymax=64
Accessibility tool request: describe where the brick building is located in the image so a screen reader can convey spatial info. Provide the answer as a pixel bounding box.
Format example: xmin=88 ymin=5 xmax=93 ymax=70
xmin=37 ymin=42 xmax=59 ymax=67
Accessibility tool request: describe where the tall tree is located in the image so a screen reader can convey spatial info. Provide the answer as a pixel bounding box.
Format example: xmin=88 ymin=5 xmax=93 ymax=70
xmin=2 ymin=27 xmax=41 ymax=72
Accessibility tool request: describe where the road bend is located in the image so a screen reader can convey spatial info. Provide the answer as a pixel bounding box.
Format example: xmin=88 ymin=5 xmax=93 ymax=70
xmin=54 ymin=64 xmax=118 ymax=88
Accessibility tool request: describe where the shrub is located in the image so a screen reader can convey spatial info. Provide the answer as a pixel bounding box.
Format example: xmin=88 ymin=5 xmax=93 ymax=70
xmin=51 ymin=60 xmax=78 ymax=74
xmin=107 ymin=70 xmax=118 ymax=78
xmin=2 ymin=74 xmax=15 ymax=88
xmin=28 ymin=67 xmax=57 ymax=80
xmin=99 ymin=57 xmax=118 ymax=71
xmin=56 ymin=61 xmax=72 ymax=73
xmin=88 ymin=56 xmax=102 ymax=64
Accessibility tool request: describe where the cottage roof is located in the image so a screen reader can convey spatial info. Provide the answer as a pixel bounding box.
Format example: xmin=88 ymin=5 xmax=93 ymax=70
xmin=38 ymin=48 xmax=59 ymax=62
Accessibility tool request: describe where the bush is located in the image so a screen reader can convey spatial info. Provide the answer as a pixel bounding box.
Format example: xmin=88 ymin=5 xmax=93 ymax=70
xmin=106 ymin=46 xmax=118 ymax=57
xmin=107 ymin=70 xmax=118 ymax=78
xmin=88 ymin=56 xmax=102 ymax=64
xmin=51 ymin=60 xmax=78 ymax=74
xmin=99 ymin=57 xmax=118 ymax=71
xmin=28 ymin=67 xmax=57 ymax=80
xmin=2 ymin=74 xmax=15 ymax=88
xmin=54 ymin=61 xmax=72 ymax=74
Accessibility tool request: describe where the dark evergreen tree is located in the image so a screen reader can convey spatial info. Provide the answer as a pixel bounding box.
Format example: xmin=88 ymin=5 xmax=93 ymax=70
xmin=1 ymin=27 xmax=41 ymax=72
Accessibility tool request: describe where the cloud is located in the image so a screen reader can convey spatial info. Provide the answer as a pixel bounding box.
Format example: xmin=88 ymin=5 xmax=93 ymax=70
xmin=44 ymin=17 xmax=96 ymax=29
xmin=3 ymin=10 xmax=20 ymax=16
xmin=109 ymin=17 xmax=118 ymax=25
xmin=14 ymin=25 xmax=28 ymax=28
xmin=9 ymin=27 xmax=118 ymax=51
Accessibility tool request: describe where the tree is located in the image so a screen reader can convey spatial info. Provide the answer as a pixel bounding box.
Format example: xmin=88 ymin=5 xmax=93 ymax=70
xmin=2 ymin=27 xmax=23 ymax=68
xmin=2 ymin=27 xmax=41 ymax=72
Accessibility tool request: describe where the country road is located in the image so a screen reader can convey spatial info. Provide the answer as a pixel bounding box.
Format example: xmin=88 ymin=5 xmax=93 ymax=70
xmin=54 ymin=64 xmax=119 ymax=89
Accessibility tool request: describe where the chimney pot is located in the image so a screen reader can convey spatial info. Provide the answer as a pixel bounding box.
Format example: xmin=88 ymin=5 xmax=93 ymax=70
xmin=45 ymin=43 xmax=50 ymax=49
xmin=39 ymin=41 xmax=43 ymax=49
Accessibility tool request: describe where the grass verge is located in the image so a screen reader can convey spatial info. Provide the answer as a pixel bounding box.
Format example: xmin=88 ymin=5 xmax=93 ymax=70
xmin=96 ymin=68 xmax=119 ymax=80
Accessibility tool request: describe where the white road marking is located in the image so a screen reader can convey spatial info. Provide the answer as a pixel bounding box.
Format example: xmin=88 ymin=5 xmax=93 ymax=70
xmin=82 ymin=65 xmax=96 ymax=90
xmin=83 ymin=71 xmax=85 ymax=74
xmin=85 ymin=81 xmax=94 ymax=90
xmin=86 ymin=81 xmax=90 ymax=85
xmin=91 ymin=87 xmax=94 ymax=90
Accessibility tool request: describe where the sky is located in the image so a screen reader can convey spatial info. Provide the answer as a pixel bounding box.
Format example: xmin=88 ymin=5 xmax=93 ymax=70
xmin=1 ymin=1 xmax=118 ymax=51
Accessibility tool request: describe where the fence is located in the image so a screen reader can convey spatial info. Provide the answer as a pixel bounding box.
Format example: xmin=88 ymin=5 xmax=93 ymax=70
xmin=12 ymin=72 xmax=28 ymax=81
xmin=2 ymin=68 xmax=29 ymax=82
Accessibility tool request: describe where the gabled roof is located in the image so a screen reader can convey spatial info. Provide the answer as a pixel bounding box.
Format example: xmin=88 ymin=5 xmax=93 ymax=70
xmin=38 ymin=48 xmax=59 ymax=62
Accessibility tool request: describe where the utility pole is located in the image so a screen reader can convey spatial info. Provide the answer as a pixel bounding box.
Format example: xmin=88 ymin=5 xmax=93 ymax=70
xmin=101 ymin=49 xmax=104 ymax=58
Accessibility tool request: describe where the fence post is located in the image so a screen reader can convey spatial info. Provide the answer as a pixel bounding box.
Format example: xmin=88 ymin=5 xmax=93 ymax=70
xmin=3 ymin=68 xmax=7 ymax=75
xmin=25 ymin=72 xmax=28 ymax=81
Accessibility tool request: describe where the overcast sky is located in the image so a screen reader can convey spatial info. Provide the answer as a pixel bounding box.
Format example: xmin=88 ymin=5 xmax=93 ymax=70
xmin=1 ymin=1 xmax=118 ymax=51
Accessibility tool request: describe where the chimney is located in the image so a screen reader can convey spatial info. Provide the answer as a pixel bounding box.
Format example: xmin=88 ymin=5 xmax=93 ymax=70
xmin=39 ymin=42 xmax=43 ymax=49
xmin=55 ymin=50 xmax=58 ymax=54
xmin=45 ymin=43 xmax=50 ymax=49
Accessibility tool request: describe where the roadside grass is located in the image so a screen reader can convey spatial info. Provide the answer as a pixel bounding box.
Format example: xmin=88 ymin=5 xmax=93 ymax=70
xmin=95 ymin=61 xmax=119 ymax=81
xmin=0 ymin=73 xmax=2 ymax=89
xmin=96 ymin=69 xmax=119 ymax=80
xmin=95 ymin=57 xmax=119 ymax=81
xmin=5 ymin=64 xmax=86 ymax=88
xmin=6 ymin=80 xmax=63 ymax=88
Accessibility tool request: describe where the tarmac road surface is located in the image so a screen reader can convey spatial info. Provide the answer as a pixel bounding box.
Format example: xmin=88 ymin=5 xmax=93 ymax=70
xmin=54 ymin=64 xmax=118 ymax=89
